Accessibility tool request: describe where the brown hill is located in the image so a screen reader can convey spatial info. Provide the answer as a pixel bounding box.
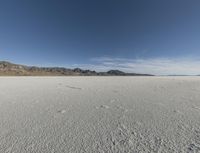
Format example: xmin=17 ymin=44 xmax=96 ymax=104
xmin=0 ymin=61 xmax=153 ymax=76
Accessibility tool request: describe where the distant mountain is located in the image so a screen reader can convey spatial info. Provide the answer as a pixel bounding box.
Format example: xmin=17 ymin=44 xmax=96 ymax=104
xmin=0 ymin=61 xmax=153 ymax=76
xmin=107 ymin=70 xmax=126 ymax=75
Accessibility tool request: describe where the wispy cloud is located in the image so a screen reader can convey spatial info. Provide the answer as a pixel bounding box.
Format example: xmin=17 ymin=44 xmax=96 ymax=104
xmin=71 ymin=56 xmax=200 ymax=75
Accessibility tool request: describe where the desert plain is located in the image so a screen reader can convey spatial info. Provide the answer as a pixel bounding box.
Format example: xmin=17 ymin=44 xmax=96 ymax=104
xmin=0 ymin=77 xmax=200 ymax=153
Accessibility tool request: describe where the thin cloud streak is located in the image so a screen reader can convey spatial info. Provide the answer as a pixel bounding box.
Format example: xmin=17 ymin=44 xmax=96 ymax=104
xmin=71 ymin=57 xmax=200 ymax=75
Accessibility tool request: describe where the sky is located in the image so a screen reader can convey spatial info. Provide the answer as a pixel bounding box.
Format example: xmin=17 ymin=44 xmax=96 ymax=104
xmin=1 ymin=0 xmax=200 ymax=75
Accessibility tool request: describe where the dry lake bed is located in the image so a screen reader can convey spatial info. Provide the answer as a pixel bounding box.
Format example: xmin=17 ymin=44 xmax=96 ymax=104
xmin=0 ymin=77 xmax=200 ymax=153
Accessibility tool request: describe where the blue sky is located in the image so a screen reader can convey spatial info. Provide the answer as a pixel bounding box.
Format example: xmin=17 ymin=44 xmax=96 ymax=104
xmin=1 ymin=0 xmax=200 ymax=75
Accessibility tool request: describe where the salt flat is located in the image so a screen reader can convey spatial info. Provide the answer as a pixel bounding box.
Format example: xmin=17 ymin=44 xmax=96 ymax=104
xmin=0 ymin=77 xmax=200 ymax=153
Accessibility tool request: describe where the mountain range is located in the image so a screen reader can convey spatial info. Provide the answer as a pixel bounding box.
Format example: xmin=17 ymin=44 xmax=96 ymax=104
xmin=0 ymin=61 xmax=153 ymax=76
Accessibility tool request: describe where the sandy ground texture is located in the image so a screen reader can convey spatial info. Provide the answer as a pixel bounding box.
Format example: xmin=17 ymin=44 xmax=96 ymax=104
xmin=0 ymin=77 xmax=200 ymax=153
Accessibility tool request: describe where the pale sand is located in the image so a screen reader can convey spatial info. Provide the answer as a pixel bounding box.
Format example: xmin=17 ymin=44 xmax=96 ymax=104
xmin=0 ymin=77 xmax=200 ymax=153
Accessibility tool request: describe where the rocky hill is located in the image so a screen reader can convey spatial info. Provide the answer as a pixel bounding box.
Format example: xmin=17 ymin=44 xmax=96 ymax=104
xmin=0 ymin=61 xmax=153 ymax=76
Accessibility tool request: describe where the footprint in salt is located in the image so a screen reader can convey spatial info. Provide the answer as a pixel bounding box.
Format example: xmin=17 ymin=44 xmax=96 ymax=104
xmin=65 ymin=85 xmax=82 ymax=90
xmin=192 ymin=106 xmax=200 ymax=110
xmin=173 ymin=109 xmax=183 ymax=115
xmin=115 ymin=105 xmax=129 ymax=114
xmin=100 ymin=105 xmax=109 ymax=109
xmin=95 ymin=105 xmax=109 ymax=110
xmin=116 ymin=105 xmax=123 ymax=109
xmin=57 ymin=109 xmax=66 ymax=114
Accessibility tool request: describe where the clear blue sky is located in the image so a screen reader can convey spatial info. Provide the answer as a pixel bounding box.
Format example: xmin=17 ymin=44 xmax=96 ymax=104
xmin=1 ymin=0 xmax=200 ymax=74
